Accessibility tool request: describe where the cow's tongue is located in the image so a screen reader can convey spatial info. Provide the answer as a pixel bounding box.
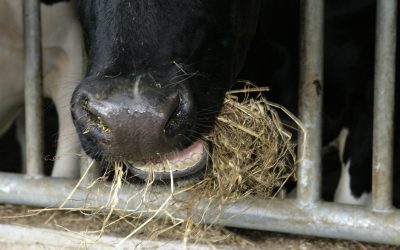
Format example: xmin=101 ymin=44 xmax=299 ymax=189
xmin=127 ymin=140 xmax=207 ymax=180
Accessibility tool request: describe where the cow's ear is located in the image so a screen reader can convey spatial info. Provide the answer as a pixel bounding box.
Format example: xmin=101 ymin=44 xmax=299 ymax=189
xmin=41 ymin=0 xmax=69 ymax=5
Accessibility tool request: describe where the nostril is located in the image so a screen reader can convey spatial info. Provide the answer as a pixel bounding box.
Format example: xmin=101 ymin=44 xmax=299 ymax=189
xmin=81 ymin=97 xmax=112 ymax=134
xmin=163 ymin=91 xmax=194 ymax=138
xmin=163 ymin=96 xmax=182 ymax=138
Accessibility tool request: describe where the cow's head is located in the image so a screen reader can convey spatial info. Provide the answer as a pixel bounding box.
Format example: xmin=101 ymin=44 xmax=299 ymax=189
xmin=71 ymin=0 xmax=261 ymax=180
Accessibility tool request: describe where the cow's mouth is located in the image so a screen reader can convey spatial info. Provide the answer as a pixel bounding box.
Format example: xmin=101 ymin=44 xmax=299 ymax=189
xmin=127 ymin=140 xmax=208 ymax=180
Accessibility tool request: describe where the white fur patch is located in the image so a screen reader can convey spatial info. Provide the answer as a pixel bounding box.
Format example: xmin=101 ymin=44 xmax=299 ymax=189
xmin=333 ymin=128 xmax=371 ymax=205
xmin=334 ymin=160 xmax=371 ymax=205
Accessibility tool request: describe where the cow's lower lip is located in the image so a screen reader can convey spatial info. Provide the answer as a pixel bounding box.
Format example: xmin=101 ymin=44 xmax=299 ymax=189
xmin=127 ymin=140 xmax=208 ymax=180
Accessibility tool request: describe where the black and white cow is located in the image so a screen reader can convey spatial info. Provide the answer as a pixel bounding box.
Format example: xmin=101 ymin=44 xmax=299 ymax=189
xmin=240 ymin=0 xmax=399 ymax=206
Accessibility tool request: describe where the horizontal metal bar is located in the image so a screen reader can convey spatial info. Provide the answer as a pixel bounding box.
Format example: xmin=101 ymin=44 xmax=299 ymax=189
xmin=0 ymin=173 xmax=399 ymax=245
xmin=372 ymin=0 xmax=397 ymax=212
xmin=23 ymin=0 xmax=44 ymax=177
xmin=297 ymin=0 xmax=324 ymax=204
xmin=0 ymin=224 xmax=223 ymax=250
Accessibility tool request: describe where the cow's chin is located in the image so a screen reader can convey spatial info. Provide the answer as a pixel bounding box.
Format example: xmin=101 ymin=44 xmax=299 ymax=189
xmin=126 ymin=140 xmax=208 ymax=181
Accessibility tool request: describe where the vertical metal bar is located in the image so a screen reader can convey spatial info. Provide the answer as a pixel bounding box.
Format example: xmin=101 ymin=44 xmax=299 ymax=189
xmin=372 ymin=0 xmax=397 ymax=212
xmin=297 ymin=0 xmax=324 ymax=205
xmin=23 ymin=0 xmax=44 ymax=177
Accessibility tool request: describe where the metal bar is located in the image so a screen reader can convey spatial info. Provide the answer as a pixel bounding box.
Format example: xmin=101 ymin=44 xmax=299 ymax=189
xmin=23 ymin=0 xmax=44 ymax=177
xmin=0 ymin=224 xmax=223 ymax=250
xmin=372 ymin=0 xmax=397 ymax=212
xmin=0 ymin=173 xmax=399 ymax=245
xmin=297 ymin=0 xmax=324 ymax=204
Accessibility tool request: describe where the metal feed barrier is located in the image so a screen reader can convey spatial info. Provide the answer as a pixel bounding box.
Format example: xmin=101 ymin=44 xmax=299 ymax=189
xmin=0 ymin=0 xmax=399 ymax=245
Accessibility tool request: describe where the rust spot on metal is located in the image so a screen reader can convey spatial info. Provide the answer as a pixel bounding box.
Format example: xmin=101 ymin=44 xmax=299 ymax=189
xmin=312 ymin=79 xmax=322 ymax=96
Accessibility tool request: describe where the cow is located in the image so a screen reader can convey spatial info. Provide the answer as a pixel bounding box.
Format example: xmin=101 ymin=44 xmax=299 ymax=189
xmin=70 ymin=0 xmax=261 ymax=180
xmin=0 ymin=0 xmax=83 ymax=177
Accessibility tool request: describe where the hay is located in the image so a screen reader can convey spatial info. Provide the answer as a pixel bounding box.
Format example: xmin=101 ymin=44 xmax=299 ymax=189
xmin=194 ymin=83 xmax=297 ymax=201
xmin=21 ymin=82 xmax=301 ymax=247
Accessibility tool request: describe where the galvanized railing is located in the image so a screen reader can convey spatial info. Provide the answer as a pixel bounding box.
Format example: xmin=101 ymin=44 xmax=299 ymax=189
xmin=0 ymin=0 xmax=399 ymax=245
xmin=23 ymin=0 xmax=44 ymax=178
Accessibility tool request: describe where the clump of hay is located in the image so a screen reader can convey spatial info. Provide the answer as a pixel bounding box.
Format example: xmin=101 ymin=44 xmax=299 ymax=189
xmin=33 ymin=82 xmax=301 ymax=247
xmin=193 ymin=83 xmax=297 ymax=201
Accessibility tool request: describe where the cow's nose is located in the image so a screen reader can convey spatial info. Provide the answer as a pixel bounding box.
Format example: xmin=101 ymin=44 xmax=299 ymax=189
xmin=71 ymin=79 xmax=195 ymax=161
xmin=86 ymin=90 xmax=180 ymax=137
